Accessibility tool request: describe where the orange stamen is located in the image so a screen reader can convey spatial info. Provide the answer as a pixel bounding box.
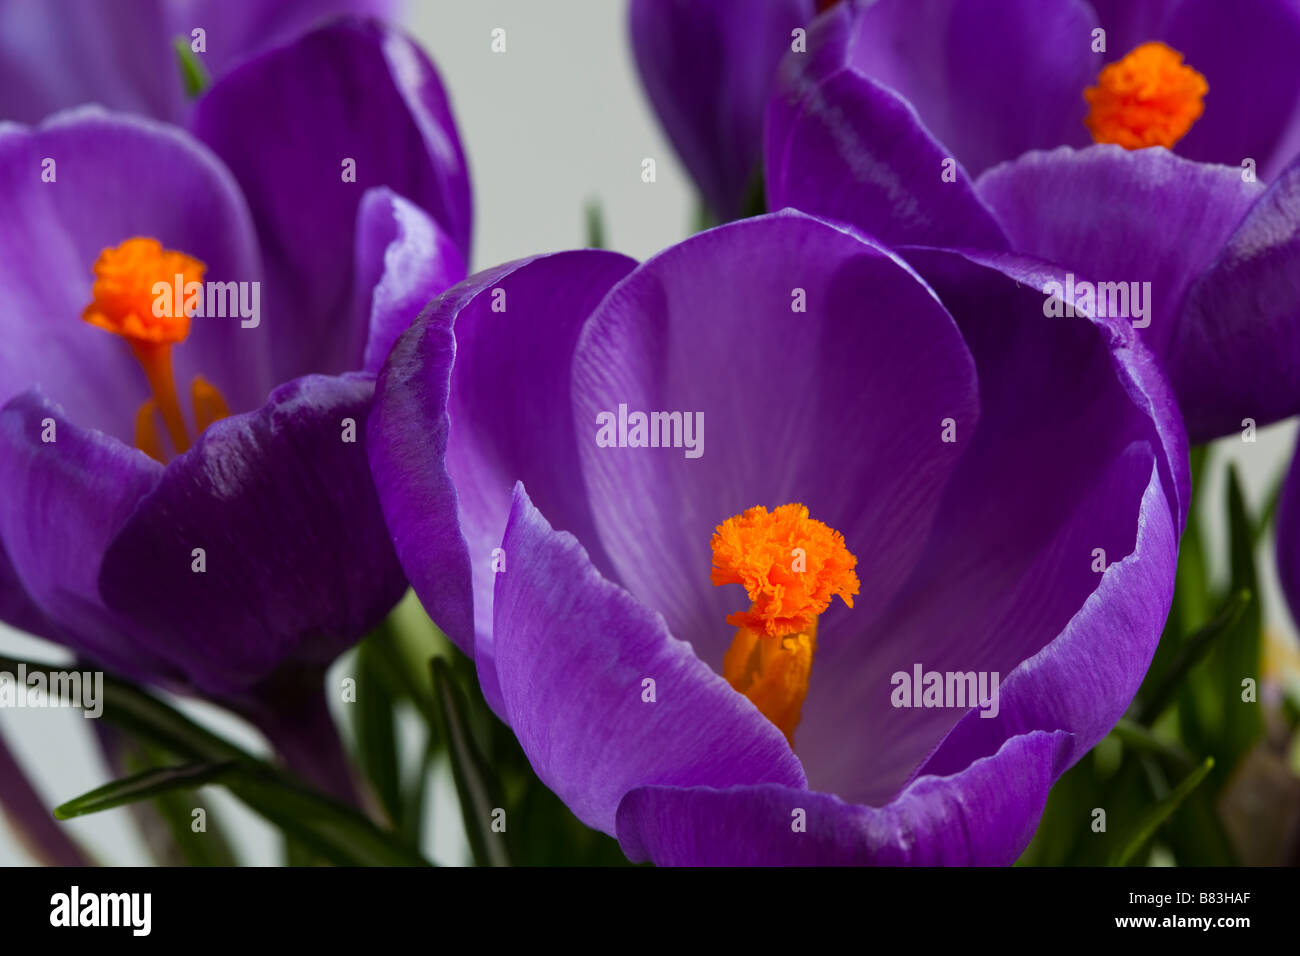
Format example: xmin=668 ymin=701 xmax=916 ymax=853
xmin=191 ymin=375 xmax=230 ymax=433
xmin=1084 ymin=42 xmax=1207 ymax=149
xmin=82 ymin=237 xmax=232 ymax=458
xmin=130 ymin=341 xmax=189 ymax=453
xmin=134 ymin=400 xmax=165 ymax=463
xmin=712 ymin=503 xmax=859 ymax=744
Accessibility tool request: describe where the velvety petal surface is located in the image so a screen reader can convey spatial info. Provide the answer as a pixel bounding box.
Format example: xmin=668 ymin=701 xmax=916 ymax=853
xmin=1084 ymin=0 xmax=1183 ymax=57
xmin=493 ymin=484 xmax=806 ymax=837
xmin=792 ymin=250 xmax=1182 ymax=805
xmin=0 ymin=390 xmax=175 ymax=683
xmin=921 ymin=457 xmax=1176 ymax=778
xmin=97 ymin=372 xmax=406 ymax=696
xmin=354 ymin=186 xmax=466 ymax=375
xmin=766 ymin=53 xmax=1008 ymax=249
xmin=0 ymin=108 xmax=268 ymax=444
xmin=1158 ymin=0 xmax=1300 ymax=179
xmin=0 ymin=534 xmax=50 ymax=639
xmin=615 ymin=729 xmax=1073 ymax=865
xmin=1168 ymin=154 xmax=1300 ymax=441
xmin=571 ymin=211 xmax=979 ymax=678
xmin=977 ymin=145 xmax=1261 ymax=363
xmin=0 ymin=0 xmax=395 ymax=125
xmin=629 ymin=0 xmax=814 ymax=220
xmin=368 ymin=251 xmax=637 ymax=714
xmin=817 ymin=0 xmax=1099 ymax=176
xmin=191 ymin=18 xmax=471 ymax=385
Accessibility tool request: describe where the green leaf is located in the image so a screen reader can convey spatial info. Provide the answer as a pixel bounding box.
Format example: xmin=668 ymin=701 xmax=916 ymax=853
xmin=351 ymin=635 xmax=403 ymax=828
xmin=584 ymin=199 xmax=606 ymax=249
xmin=121 ymin=743 xmax=240 ymax=866
xmin=1252 ymin=462 xmax=1286 ymax=545
xmin=1136 ymin=589 xmax=1251 ymax=725
xmin=222 ymin=764 xmax=431 ymax=867
xmin=1176 ymin=466 xmax=1264 ymax=785
xmin=1143 ymin=446 xmax=1211 ymax=699
xmin=399 ymin=736 xmax=437 ymax=849
xmin=172 ymin=36 xmax=210 ymax=98
xmin=3 ymin=655 xmax=431 ymax=866
xmin=431 ymin=657 xmax=510 ymax=866
xmin=1108 ymin=757 xmax=1214 ymax=866
xmin=740 ymin=168 xmax=767 ymax=219
xmin=1220 ymin=466 xmax=1264 ymax=772
xmin=55 ymin=762 xmax=234 ymax=820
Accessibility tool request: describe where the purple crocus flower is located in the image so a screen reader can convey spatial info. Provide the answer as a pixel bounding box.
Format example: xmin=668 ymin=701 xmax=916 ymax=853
xmin=629 ymin=0 xmax=816 ymax=221
xmin=0 ymin=19 xmax=469 ymax=789
xmin=783 ymin=0 xmax=1300 ymax=181
xmin=630 ymin=0 xmax=1300 ymax=218
xmin=767 ymin=8 xmax=1300 ymax=444
xmin=368 ymin=208 xmax=1185 ymax=864
xmin=0 ymin=0 xmax=396 ymax=125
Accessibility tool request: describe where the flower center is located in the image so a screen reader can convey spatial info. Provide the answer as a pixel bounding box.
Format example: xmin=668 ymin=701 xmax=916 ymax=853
xmin=1083 ymin=42 xmax=1207 ymax=149
xmin=711 ymin=503 xmax=859 ymax=746
xmin=82 ymin=237 xmax=229 ymax=461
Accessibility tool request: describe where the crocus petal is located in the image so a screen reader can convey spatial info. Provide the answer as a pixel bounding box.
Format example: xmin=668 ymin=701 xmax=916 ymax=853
xmin=493 ymin=483 xmax=806 ymax=837
xmin=1168 ymin=154 xmax=1300 ymax=441
xmin=0 ymin=0 xmax=176 ymax=123
xmin=572 ymin=210 xmax=979 ymax=675
xmin=0 ymin=390 xmax=175 ymax=683
xmin=368 ymin=251 xmax=637 ymax=714
xmin=766 ymin=47 xmax=1008 ymax=249
xmin=615 ymin=729 xmax=1073 ymax=865
xmin=1084 ymin=0 xmax=1183 ymax=57
xmin=1159 ymin=0 xmax=1300 ymax=179
xmin=0 ymin=107 xmax=268 ymax=443
xmin=97 ymin=372 xmax=406 ymax=696
xmin=976 ymin=145 xmax=1260 ymax=362
xmin=921 ymin=457 xmax=1177 ymax=777
xmin=793 ymin=250 xmax=1182 ymax=803
xmin=0 ymin=0 xmax=395 ymax=125
xmin=184 ymin=0 xmax=399 ymax=87
xmin=818 ymin=0 xmax=1099 ymax=176
xmin=0 ymin=537 xmax=50 ymax=638
xmin=629 ymin=0 xmax=815 ymax=220
xmin=354 ymin=186 xmax=466 ymax=375
xmin=191 ymin=18 xmax=471 ymax=385
xmin=915 ymin=249 xmax=1190 ymax=525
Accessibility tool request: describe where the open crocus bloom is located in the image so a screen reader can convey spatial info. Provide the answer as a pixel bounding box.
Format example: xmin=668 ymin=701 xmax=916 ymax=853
xmin=0 ymin=19 xmax=468 ymax=782
xmin=369 ymin=209 xmax=1185 ymax=864
xmin=768 ymin=14 xmax=1300 ymax=445
xmin=630 ymin=0 xmax=1300 ymax=221
xmin=796 ymin=0 xmax=1300 ymax=180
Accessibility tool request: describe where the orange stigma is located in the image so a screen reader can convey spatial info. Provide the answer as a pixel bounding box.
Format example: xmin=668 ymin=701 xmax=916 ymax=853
xmin=1084 ymin=42 xmax=1207 ymax=149
xmin=82 ymin=237 xmax=228 ymax=460
xmin=711 ymin=503 xmax=859 ymax=745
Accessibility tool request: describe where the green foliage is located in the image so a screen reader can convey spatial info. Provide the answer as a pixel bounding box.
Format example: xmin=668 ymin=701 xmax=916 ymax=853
xmin=1021 ymin=446 xmax=1282 ymax=866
